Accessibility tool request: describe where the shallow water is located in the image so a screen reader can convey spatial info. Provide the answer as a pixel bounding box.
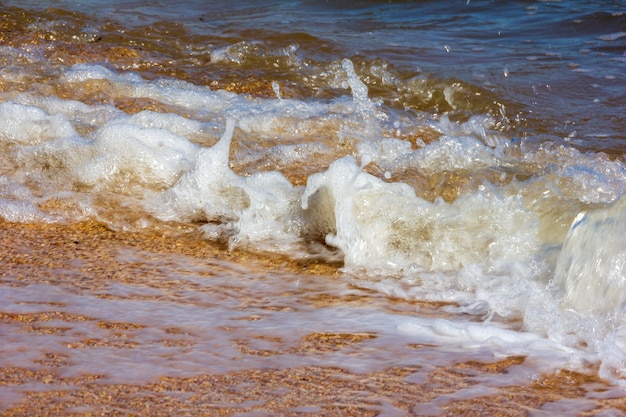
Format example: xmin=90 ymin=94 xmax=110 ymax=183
xmin=1 ymin=227 xmax=620 ymax=415
xmin=0 ymin=0 xmax=625 ymax=405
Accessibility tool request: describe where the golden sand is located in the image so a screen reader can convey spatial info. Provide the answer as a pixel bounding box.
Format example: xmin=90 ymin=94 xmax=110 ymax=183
xmin=0 ymin=8 xmax=624 ymax=414
xmin=1 ymin=220 xmax=625 ymax=416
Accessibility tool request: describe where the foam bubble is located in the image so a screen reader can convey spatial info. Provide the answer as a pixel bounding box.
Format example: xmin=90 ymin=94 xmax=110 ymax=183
xmin=62 ymin=63 xmax=143 ymax=84
xmin=13 ymin=111 xmax=199 ymax=196
xmin=144 ymin=118 xmax=238 ymax=223
xmin=76 ymin=118 xmax=198 ymax=190
xmin=12 ymin=94 xmax=122 ymax=128
xmin=0 ymin=102 xmax=76 ymax=145
xmin=400 ymin=134 xmax=500 ymax=172
xmin=302 ymin=156 xmax=540 ymax=276
xmin=144 ymin=119 xmax=304 ymax=255
xmin=397 ymin=316 xmax=589 ymax=379
xmin=0 ymin=198 xmax=52 ymax=223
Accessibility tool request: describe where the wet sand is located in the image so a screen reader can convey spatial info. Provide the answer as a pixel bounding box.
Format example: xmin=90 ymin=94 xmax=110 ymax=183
xmin=1 ymin=3 xmax=626 ymax=415
xmin=1 ymin=220 xmax=626 ymax=416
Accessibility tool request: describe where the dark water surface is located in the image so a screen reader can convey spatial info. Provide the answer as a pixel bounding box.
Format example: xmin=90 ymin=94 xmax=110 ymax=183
xmin=5 ymin=0 xmax=626 ymax=150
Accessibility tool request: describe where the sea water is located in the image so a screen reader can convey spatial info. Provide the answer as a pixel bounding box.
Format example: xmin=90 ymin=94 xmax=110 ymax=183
xmin=0 ymin=0 xmax=625 ymax=399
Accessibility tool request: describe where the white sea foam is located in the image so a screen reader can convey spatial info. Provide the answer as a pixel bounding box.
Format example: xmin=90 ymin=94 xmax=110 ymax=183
xmin=0 ymin=102 xmax=76 ymax=144
xmin=398 ymin=317 xmax=586 ymax=369
xmin=2 ymin=61 xmax=626 ymax=385
xmin=0 ymin=198 xmax=51 ymax=223
xmin=303 ymin=156 xmax=540 ymax=276
xmin=142 ymin=119 xmax=306 ymax=255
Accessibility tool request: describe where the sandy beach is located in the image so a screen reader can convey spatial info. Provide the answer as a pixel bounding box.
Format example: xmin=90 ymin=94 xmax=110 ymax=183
xmin=1 ymin=2 xmax=626 ymax=414
xmin=1 ymin=220 xmax=625 ymax=416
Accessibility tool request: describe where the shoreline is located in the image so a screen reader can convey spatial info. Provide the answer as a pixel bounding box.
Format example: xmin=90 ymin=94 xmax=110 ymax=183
xmin=1 ymin=220 xmax=625 ymax=416
xmin=0 ymin=2 xmax=625 ymax=415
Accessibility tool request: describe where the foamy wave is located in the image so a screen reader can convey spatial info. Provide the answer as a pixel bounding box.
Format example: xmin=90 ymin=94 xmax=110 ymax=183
xmin=1 ymin=61 xmax=626 ymax=384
